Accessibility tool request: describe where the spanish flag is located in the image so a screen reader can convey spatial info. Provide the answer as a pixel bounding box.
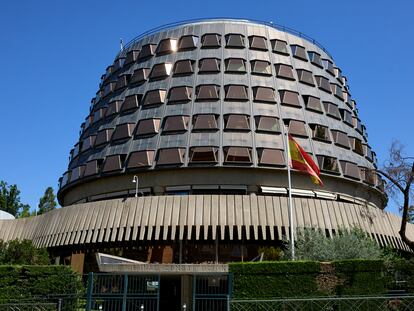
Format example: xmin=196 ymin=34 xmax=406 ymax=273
xmin=288 ymin=134 xmax=323 ymax=186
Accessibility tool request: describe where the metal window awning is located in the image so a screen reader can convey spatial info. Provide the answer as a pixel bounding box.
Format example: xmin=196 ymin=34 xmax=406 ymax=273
xmin=314 ymin=190 xmax=337 ymax=200
xmin=290 ymin=188 xmax=315 ymax=197
xmin=261 ymin=186 xmax=287 ymax=194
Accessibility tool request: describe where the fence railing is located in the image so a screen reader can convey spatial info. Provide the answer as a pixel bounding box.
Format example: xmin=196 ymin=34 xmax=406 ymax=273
xmin=0 ymin=302 xmax=57 ymax=311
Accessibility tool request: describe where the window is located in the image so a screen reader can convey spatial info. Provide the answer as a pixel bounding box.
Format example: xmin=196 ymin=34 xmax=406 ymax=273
xmin=323 ymin=102 xmax=341 ymax=119
xmin=225 ymin=58 xmax=246 ymax=73
xmin=168 ymin=86 xmax=192 ymax=103
xmin=137 ymin=44 xmax=157 ymax=61
xmin=149 ymin=63 xmax=173 ymax=80
xmin=95 ymin=128 xmax=114 ymax=146
xmin=303 ymin=95 xmax=323 ymax=113
xmin=322 ymin=59 xmax=335 ymax=76
xmin=112 ymin=57 xmax=125 ymax=72
xmin=84 ymin=160 xmax=102 ymax=177
xmin=112 ymin=123 xmax=136 ymax=141
xmin=102 ymin=82 xmax=116 ymax=97
xmin=308 ymin=52 xmax=323 ymax=68
xmin=121 ymin=94 xmax=141 ymax=112
xmin=275 ymin=64 xmax=295 ymax=80
xmin=257 ymin=148 xmax=285 ymax=166
xmin=249 ymin=36 xmax=267 ymax=50
xmin=124 ymin=49 xmax=140 ymax=65
xmin=201 ymin=34 xmax=221 ymax=48
xmin=173 ymin=60 xmax=194 ymax=76
xmin=189 ymin=147 xmax=218 ymax=163
xmin=195 ymin=85 xmax=220 ymax=101
xmin=130 ymin=68 xmax=150 ymax=85
xmin=359 ymin=167 xmax=376 ymax=185
xmin=106 ymin=100 xmax=122 ymax=117
xmin=317 ymin=155 xmax=339 ymax=174
xmin=331 ymin=130 xmax=350 ymax=148
xmin=363 ymin=144 xmax=373 ymax=161
xmin=81 ymin=135 xmax=96 ymax=152
xmin=163 ymin=115 xmax=189 ymax=133
xmin=178 ymin=35 xmax=198 ymax=51
xmin=251 ymin=60 xmax=271 ymax=76
xmin=156 ymin=38 xmax=178 ymax=55
xmin=291 ymin=45 xmax=307 ymax=61
xmin=157 ymin=148 xmax=185 ymax=165
xmin=224 ymin=147 xmax=252 ymax=164
xmin=255 ymin=116 xmax=280 ymax=133
xmin=339 ymin=161 xmax=360 ymax=180
xmin=252 ymin=86 xmax=276 ymax=103
xmin=340 ymin=109 xmax=353 ymax=126
xmin=93 ymin=108 xmax=107 ymax=123
xmin=279 ymin=90 xmax=301 ymax=108
xmin=286 ymin=120 xmax=308 ymax=137
xmin=72 ymin=142 xmax=81 ymax=158
xmin=136 ymin=118 xmax=161 ymax=136
xmin=350 ymin=137 xmax=364 ymax=155
xmin=330 ymin=83 xmax=343 ymax=100
xmin=199 ymin=58 xmax=220 ymax=73
xmin=315 ymin=75 xmax=332 ymax=93
xmin=103 ymin=155 xmax=125 ymax=173
xmin=310 ymin=124 xmax=330 ymax=142
xmin=70 ymin=166 xmax=85 ymax=182
xmin=297 ymin=69 xmax=315 ymax=86
xmin=334 ymin=67 xmax=343 ymax=83
xmin=84 ymin=114 xmax=93 ymax=129
xmin=270 ymin=39 xmax=289 ymax=55
xmin=224 ymin=114 xmax=250 ymax=131
xmin=225 ymin=34 xmax=245 ymax=48
xmin=353 ymin=117 xmax=363 ymax=133
xmin=126 ymin=150 xmax=155 ymax=169
xmin=224 ymin=85 xmax=248 ymax=101
xmin=193 ymin=114 xmax=218 ymax=131
xmin=115 ymin=74 xmax=130 ymax=91
xmin=142 ymin=89 xmax=167 ymax=107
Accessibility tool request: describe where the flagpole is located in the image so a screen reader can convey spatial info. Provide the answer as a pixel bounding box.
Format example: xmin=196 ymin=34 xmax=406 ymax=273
xmin=285 ymin=131 xmax=295 ymax=260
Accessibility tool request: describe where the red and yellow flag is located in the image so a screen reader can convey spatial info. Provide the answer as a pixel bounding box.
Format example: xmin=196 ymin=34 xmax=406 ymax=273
xmin=288 ymin=134 xmax=323 ymax=186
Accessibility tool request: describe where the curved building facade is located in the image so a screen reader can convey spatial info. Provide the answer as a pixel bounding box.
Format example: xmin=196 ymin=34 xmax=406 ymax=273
xmin=0 ymin=19 xmax=413 ymax=268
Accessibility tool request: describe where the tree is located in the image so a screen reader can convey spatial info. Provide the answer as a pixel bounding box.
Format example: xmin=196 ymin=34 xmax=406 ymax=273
xmin=376 ymin=141 xmax=414 ymax=251
xmin=37 ymin=187 xmax=57 ymax=215
xmin=0 ymin=181 xmax=31 ymax=217
xmin=0 ymin=239 xmax=49 ymax=265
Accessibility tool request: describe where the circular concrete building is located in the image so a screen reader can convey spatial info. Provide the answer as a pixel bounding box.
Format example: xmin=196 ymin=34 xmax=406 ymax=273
xmin=1 ymin=19 xmax=413 ymax=269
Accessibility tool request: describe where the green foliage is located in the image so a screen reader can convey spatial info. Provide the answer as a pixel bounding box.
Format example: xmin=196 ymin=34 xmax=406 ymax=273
xmin=0 ymin=180 xmax=31 ymax=217
xmin=0 ymin=239 xmax=49 ymax=265
xmin=257 ymin=246 xmax=284 ymax=261
xmin=37 ymin=187 xmax=57 ymax=215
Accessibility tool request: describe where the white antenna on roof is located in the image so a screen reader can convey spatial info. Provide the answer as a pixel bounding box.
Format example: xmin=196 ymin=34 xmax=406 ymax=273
xmin=120 ymin=38 xmax=124 ymax=51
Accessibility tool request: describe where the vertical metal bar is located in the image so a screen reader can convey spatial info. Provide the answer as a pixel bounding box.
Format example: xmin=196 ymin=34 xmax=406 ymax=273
xmin=157 ymin=274 xmax=161 ymax=311
xmin=284 ymin=131 xmax=295 ymax=260
xmin=86 ymin=272 xmax=93 ymax=311
xmin=122 ymin=274 xmax=128 ymax=311
xmin=192 ymin=275 xmax=196 ymax=311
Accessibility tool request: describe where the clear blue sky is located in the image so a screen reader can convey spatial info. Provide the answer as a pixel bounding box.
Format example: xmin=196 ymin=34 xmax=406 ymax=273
xmin=0 ymin=0 xmax=412 ymax=215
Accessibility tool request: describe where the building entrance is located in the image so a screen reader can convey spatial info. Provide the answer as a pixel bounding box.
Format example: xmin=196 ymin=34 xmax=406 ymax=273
xmin=159 ymin=275 xmax=181 ymax=311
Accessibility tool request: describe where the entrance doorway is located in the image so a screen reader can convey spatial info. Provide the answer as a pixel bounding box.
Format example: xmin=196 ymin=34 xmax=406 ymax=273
xmin=160 ymin=275 xmax=181 ymax=311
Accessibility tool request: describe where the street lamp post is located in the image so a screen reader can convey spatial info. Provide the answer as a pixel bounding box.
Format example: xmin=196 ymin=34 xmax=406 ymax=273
xmin=132 ymin=175 xmax=139 ymax=198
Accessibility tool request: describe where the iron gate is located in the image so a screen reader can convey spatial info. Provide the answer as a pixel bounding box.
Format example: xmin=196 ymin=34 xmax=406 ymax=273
xmin=193 ymin=274 xmax=231 ymax=311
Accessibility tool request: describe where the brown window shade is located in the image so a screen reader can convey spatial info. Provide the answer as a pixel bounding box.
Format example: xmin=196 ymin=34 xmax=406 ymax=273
xmin=84 ymin=115 xmax=93 ymax=129
xmin=335 ymin=67 xmax=343 ymax=82
xmin=163 ymin=115 xmax=189 ymax=133
xmin=315 ymin=75 xmax=332 ymax=93
xmin=201 ymin=34 xmax=221 ymax=48
xmin=130 ymin=68 xmax=150 ymax=85
xmin=112 ymin=57 xmax=125 ymax=72
xmin=331 ymin=83 xmax=343 ymax=99
xmin=105 ymin=65 xmax=113 ymax=77
xmin=93 ymin=108 xmax=107 ymax=123
xmin=199 ymin=58 xmax=220 ymax=73
xmin=303 ymin=95 xmax=323 ymax=112
xmin=81 ymin=135 xmax=96 ymax=152
xmin=156 ymin=38 xmax=178 ymax=55
xmin=279 ymin=90 xmax=301 ymax=107
xmin=251 ymin=60 xmax=271 ymax=76
xmin=173 ymin=60 xmax=194 ymax=76
xmin=317 ymin=155 xmax=339 ymax=174
xmin=73 ymin=142 xmax=81 ymax=158
xmin=102 ymin=82 xmax=116 ymax=97
xmin=137 ymin=44 xmax=156 ymax=60
xmin=121 ymin=94 xmax=141 ymax=112
xmin=291 ymin=45 xmax=307 ymax=61
xmin=189 ymin=147 xmax=218 ymax=163
xmin=224 ymin=114 xmax=250 ymax=130
xmin=178 ymin=35 xmax=198 ymax=50
xmin=224 ymin=85 xmax=248 ymax=101
xmin=359 ymin=167 xmax=376 ymax=185
xmin=323 ymin=102 xmax=341 ymax=119
xmin=112 ymin=123 xmax=136 ymax=141
xmin=84 ymin=160 xmax=101 ymax=177
xmin=193 ymin=114 xmax=218 ymax=130
xmin=275 ymin=64 xmax=295 ymax=80
xmin=136 ymin=119 xmax=161 ymax=136
xmin=124 ymin=49 xmax=140 ymax=65
xmin=363 ymin=144 xmax=373 ymax=161
xmin=331 ymin=130 xmax=350 ymax=148
xmin=225 ymin=34 xmax=245 ymax=48
xmin=127 ymin=150 xmax=154 ymax=169
xmin=255 ymin=116 xmax=280 ymax=133
xmin=310 ymin=124 xmax=331 ymax=142
xmin=70 ymin=165 xmax=85 ymax=182
xmin=287 ymin=120 xmax=308 ymax=137
xmin=271 ymin=39 xmax=289 ymax=55
xmin=103 ymin=155 xmax=124 ymax=173
xmin=149 ymin=63 xmax=173 ymax=80
xmin=308 ymin=52 xmax=323 ymax=68
xmin=143 ymin=89 xmax=167 ymax=107
xmin=340 ymin=161 xmax=360 ymax=180
xmin=168 ymin=86 xmax=192 ymax=103
xmin=297 ymin=69 xmax=315 ymax=86
xmin=95 ymin=128 xmax=114 ymax=146
xmin=249 ymin=36 xmax=267 ymax=50
xmin=340 ymin=109 xmax=353 ymax=126
xmin=196 ymin=85 xmax=220 ymax=101
xmin=157 ymin=148 xmax=185 ymax=165
xmin=224 ymin=147 xmax=252 ymax=163
xmin=350 ymin=137 xmax=364 ymax=155
xmin=115 ymin=74 xmax=130 ymax=90
xmin=353 ymin=117 xmax=363 ymax=134
xmin=225 ymin=58 xmax=246 ymax=73
xmin=61 ymin=172 xmax=70 ymax=187
xmin=105 ymin=100 xmax=122 ymax=117
xmin=257 ymin=148 xmax=285 ymax=166
xmin=322 ymin=59 xmax=335 ymax=75
xmin=252 ymin=86 xmax=276 ymax=103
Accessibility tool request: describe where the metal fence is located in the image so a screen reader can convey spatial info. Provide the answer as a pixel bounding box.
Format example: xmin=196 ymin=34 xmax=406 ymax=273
xmin=231 ymin=295 xmax=414 ymax=311
xmin=193 ymin=274 xmax=231 ymax=311
xmin=0 ymin=303 xmax=57 ymax=311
